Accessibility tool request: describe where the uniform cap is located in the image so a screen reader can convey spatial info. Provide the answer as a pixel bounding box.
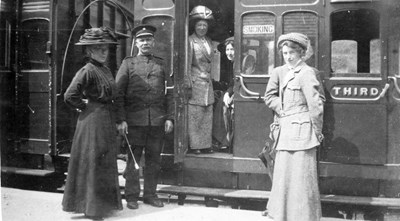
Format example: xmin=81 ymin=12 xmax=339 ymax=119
xmin=132 ymin=25 xmax=157 ymax=38
xmin=75 ymin=27 xmax=118 ymax=45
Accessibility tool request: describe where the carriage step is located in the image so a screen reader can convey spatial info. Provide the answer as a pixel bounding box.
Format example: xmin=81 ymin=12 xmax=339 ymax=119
xmin=1 ymin=166 xmax=55 ymax=177
xmin=157 ymin=184 xmax=400 ymax=208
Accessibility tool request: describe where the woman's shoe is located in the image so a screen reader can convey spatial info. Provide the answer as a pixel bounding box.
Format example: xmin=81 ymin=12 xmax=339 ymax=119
xmin=192 ymin=149 xmax=201 ymax=154
xmin=202 ymin=148 xmax=213 ymax=154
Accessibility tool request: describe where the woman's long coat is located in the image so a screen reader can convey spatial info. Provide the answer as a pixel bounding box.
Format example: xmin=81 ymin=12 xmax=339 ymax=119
xmin=62 ymin=60 xmax=122 ymax=217
xmin=186 ymin=33 xmax=215 ymax=106
xmin=264 ymin=61 xmax=325 ymax=221
xmin=264 ymin=61 xmax=325 ymax=151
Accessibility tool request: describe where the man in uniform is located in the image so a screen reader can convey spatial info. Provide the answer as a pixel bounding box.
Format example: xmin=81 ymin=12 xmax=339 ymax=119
xmin=115 ymin=24 xmax=174 ymax=209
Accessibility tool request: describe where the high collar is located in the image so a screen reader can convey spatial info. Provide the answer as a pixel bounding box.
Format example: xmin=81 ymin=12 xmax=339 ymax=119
xmin=285 ymin=60 xmax=305 ymax=73
xmin=89 ymin=58 xmax=104 ymax=67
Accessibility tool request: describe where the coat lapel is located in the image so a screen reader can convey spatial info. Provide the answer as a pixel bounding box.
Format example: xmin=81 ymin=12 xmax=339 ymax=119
xmin=193 ymin=34 xmax=212 ymax=62
xmin=279 ymin=61 xmax=306 ymax=105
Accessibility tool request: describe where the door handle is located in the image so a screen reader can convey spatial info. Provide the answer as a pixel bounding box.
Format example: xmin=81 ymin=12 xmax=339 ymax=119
xmin=388 ymin=76 xmax=400 ymax=102
xmin=237 ymin=75 xmax=262 ymax=99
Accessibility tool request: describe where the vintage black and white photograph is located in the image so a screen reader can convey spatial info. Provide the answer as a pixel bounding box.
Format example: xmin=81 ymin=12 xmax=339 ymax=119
xmin=1 ymin=0 xmax=400 ymax=220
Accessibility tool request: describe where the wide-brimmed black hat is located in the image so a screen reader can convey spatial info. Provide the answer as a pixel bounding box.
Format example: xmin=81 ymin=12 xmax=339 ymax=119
xmin=75 ymin=27 xmax=118 ymax=45
xmin=132 ymin=25 xmax=157 ymax=38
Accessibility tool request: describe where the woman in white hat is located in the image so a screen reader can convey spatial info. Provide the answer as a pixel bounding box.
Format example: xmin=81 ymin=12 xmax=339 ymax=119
xmin=263 ymin=32 xmax=325 ymax=221
xmin=185 ymin=5 xmax=216 ymax=154
xmin=62 ymin=27 xmax=122 ymax=220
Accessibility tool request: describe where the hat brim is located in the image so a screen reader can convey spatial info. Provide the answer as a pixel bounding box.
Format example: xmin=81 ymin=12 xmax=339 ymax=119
xmin=75 ymin=41 xmax=119 ymax=46
xmin=135 ymin=33 xmax=154 ymax=38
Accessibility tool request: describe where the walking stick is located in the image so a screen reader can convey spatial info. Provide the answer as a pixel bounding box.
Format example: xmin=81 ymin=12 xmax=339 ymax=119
xmin=123 ymin=133 xmax=140 ymax=170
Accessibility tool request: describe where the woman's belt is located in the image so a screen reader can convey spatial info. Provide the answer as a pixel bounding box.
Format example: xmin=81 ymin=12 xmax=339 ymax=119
xmin=280 ymin=105 xmax=309 ymax=117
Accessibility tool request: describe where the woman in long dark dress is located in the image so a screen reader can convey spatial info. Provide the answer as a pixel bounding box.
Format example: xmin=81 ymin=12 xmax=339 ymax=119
xmin=212 ymin=37 xmax=235 ymax=151
xmin=62 ymin=27 xmax=122 ymax=219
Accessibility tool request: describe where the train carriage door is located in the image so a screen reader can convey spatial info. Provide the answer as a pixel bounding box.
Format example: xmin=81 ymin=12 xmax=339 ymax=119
xmin=233 ymin=5 xmax=276 ymax=160
xmin=233 ymin=1 xmax=322 ymax=159
xmin=0 ymin=0 xmax=17 ymax=162
xmin=386 ymin=0 xmax=400 ymax=198
xmin=320 ymin=1 xmax=391 ymax=196
xmin=15 ymin=0 xmax=52 ymax=156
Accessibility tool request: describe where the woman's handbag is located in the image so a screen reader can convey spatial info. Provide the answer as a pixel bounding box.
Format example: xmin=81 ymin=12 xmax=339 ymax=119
xmin=258 ymin=115 xmax=280 ymax=180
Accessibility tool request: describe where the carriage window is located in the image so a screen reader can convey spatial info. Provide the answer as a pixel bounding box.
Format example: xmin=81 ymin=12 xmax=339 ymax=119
xmin=20 ymin=19 xmax=49 ymax=70
xmin=332 ymin=40 xmax=357 ymax=73
xmin=143 ymin=0 xmax=174 ymax=9
xmin=90 ymin=3 xmax=99 ymax=27
xmin=331 ymin=9 xmax=380 ymax=76
xmin=142 ymin=16 xmax=174 ymax=76
xmin=283 ymin=11 xmax=318 ymax=67
xmin=103 ymin=4 xmax=112 ymax=28
xmin=115 ymin=12 xmax=130 ymax=65
xmin=241 ymin=13 xmax=275 ymax=75
xmin=242 ymin=0 xmax=317 ymax=6
xmin=0 ymin=20 xmax=11 ymax=68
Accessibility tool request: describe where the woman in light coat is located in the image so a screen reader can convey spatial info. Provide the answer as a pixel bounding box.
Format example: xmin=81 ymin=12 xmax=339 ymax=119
xmin=186 ymin=5 xmax=215 ymax=154
xmin=263 ymin=32 xmax=325 ymax=221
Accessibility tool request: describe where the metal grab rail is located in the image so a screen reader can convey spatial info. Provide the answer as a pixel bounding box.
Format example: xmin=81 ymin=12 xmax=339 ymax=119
xmin=59 ymin=0 xmax=133 ymax=96
xmin=388 ymin=76 xmax=400 ymax=102
xmin=237 ymin=75 xmax=270 ymax=100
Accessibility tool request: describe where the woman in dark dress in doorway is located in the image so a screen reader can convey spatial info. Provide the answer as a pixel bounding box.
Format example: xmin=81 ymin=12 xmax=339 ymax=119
xmin=62 ymin=27 xmax=122 ymax=220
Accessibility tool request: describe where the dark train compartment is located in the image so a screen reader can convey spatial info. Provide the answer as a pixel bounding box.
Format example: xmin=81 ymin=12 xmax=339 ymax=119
xmin=0 ymin=0 xmax=135 ymax=190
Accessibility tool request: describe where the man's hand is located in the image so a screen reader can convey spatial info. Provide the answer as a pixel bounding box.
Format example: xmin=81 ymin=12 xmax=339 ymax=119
xmin=117 ymin=121 xmax=128 ymax=136
xmin=165 ymin=120 xmax=174 ymax=134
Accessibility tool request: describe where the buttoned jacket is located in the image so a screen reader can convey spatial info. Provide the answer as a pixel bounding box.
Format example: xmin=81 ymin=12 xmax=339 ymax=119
xmin=115 ymin=55 xmax=174 ymax=126
xmin=186 ymin=33 xmax=215 ymax=106
xmin=264 ymin=61 xmax=325 ymax=151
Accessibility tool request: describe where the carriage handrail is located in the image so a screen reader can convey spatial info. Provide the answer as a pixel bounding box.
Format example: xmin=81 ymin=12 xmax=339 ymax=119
xmin=59 ymin=0 xmax=133 ymax=96
xmin=388 ymin=76 xmax=400 ymax=102
xmin=237 ymin=75 xmax=270 ymax=100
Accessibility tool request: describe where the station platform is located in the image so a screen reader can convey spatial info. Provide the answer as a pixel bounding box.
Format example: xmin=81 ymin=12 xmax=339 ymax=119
xmin=1 ymin=187 xmax=352 ymax=221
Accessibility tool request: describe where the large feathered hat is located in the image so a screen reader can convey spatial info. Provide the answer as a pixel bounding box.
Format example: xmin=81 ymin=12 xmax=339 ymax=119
xmin=75 ymin=27 xmax=118 ymax=45
xmin=189 ymin=5 xmax=215 ymax=28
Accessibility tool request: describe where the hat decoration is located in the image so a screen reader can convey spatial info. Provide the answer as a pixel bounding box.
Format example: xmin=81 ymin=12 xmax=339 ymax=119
xmin=189 ymin=5 xmax=214 ymax=21
xmin=277 ymin=32 xmax=313 ymax=61
xmin=132 ymin=25 xmax=157 ymax=38
xmin=75 ymin=27 xmax=118 ymax=45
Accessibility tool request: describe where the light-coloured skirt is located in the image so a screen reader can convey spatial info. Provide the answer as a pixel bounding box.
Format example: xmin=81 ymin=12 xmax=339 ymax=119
xmin=188 ymin=104 xmax=213 ymax=150
xmin=266 ymin=148 xmax=321 ymax=221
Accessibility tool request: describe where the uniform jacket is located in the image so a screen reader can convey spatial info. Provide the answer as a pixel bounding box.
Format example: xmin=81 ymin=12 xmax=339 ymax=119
xmin=115 ymin=54 xmax=174 ymax=126
xmin=186 ymin=33 xmax=215 ymax=106
xmin=264 ymin=61 xmax=325 ymax=151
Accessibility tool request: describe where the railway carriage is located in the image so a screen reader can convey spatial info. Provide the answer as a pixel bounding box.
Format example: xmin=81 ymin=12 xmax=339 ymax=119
xmin=1 ymin=0 xmax=400 ymax=219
